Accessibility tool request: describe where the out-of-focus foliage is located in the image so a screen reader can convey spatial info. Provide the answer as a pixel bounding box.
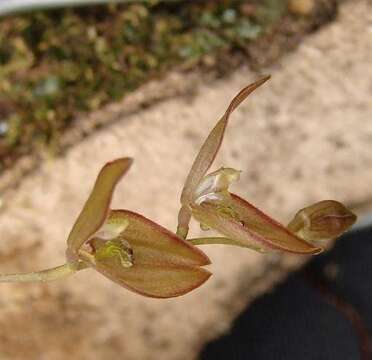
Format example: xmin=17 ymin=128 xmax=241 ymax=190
xmin=0 ymin=0 xmax=288 ymax=169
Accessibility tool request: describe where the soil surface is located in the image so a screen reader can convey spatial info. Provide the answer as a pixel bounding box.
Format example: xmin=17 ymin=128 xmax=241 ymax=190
xmin=0 ymin=0 xmax=371 ymax=359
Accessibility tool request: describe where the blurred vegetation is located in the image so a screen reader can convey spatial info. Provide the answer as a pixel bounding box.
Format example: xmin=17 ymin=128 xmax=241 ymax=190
xmin=0 ymin=0 xmax=288 ymax=169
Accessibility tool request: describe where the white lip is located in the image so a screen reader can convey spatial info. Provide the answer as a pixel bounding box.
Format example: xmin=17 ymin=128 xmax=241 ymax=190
xmin=193 ymin=167 xmax=241 ymax=205
xmin=96 ymin=218 xmax=129 ymax=240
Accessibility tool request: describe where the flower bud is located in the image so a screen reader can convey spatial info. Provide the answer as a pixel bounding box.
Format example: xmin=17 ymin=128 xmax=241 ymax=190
xmin=287 ymin=200 xmax=357 ymax=242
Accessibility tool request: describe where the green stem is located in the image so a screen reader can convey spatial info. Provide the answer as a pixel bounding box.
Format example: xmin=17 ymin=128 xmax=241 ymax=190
xmin=189 ymin=237 xmax=242 ymax=246
xmin=0 ymin=261 xmax=86 ymax=283
xmin=189 ymin=237 xmax=266 ymax=252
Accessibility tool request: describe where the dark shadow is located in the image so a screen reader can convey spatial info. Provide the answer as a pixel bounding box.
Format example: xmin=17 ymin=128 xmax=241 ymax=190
xmin=200 ymin=224 xmax=372 ymax=360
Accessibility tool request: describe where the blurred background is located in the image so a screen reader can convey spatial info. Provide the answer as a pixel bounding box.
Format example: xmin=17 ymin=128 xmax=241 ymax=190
xmin=0 ymin=0 xmax=371 ymax=359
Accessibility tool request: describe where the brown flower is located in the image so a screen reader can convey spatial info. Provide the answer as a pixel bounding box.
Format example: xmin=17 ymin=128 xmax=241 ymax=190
xmin=177 ymin=76 xmax=356 ymax=254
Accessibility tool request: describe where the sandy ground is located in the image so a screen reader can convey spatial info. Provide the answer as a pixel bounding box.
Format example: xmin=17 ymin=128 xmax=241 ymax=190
xmin=0 ymin=0 xmax=371 ymax=359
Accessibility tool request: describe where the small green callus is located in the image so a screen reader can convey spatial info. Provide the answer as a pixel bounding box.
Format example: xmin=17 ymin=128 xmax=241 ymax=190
xmin=94 ymin=238 xmax=134 ymax=268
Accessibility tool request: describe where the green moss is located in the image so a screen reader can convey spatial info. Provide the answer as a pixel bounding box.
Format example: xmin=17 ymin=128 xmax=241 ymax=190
xmin=0 ymin=0 xmax=288 ymax=169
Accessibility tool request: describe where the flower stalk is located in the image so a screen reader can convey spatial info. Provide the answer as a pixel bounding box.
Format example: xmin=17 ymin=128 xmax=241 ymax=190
xmin=0 ymin=261 xmax=84 ymax=283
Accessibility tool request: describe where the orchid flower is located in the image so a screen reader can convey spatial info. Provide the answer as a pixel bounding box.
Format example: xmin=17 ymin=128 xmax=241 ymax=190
xmin=177 ymin=76 xmax=356 ymax=254
xmin=0 ymin=77 xmax=356 ymax=299
xmin=0 ymin=158 xmax=211 ymax=298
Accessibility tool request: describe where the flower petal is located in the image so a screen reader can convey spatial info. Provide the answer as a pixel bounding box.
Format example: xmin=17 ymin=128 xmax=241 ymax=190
xmin=106 ymin=210 xmax=211 ymax=266
xmin=180 ymin=76 xmax=270 ymax=206
xmin=66 ymin=158 xmax=133 ymax=258
xmin=287 ymin=200 xmax=357 ymax=242
xmin=177 ymin=76 xmax=270 ymax=238
xmin=192 ymin=193 xmax=321 ymax=254
xmin=92 ymin=261 xmax=211 ymax=298
xmin=194 ymin=167 xmax=241 ymax=205
xmin=85 ymin=210 xmax=211 ymax=298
